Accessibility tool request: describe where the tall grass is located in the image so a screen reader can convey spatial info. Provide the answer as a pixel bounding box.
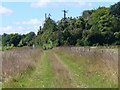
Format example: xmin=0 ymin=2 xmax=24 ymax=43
xmin=2 ymin=47 xmax=43 ymax=83
xmin=0 ymin=47 xmax=2 ymax=50
xmin=53 ymin=47 xmax=118 ymax=88
xmin=0 ymin=50 xmax=2 ymax=88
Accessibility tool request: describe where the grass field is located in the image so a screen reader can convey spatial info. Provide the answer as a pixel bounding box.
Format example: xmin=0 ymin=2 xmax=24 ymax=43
xmin=0 ymin=50 xmax=2 ymax=89
xmin=2 ymin=47 xmax=43 ymax=87
xmin=2 ymin=47 xmax=118 ymax=88
xmin=0 ymin=47 xmax=2 ymax=50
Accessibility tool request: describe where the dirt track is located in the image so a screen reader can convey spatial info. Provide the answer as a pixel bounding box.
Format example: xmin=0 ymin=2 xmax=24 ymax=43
xmin=25 ymin=51 xmax=75 ymax=88
xmin=47 ymin=51 xmax=73 ymax=88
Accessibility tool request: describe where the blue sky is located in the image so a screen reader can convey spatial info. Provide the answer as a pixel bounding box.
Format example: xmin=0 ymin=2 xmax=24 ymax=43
xmin=0 ymin=0 xmax=119 ymax=34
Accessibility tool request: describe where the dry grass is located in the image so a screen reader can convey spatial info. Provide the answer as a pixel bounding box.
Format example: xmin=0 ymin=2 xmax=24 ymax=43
xmin=56 ymin=47 xmax=118 ymax=75
xmin=47 ymin=51 xmax=73 ymax=88
xmin=2 ymin=47 xmax=43 ymax=82
xmin=0 ymin=50 xmax=2 ymax=88
xmin=2 ymin=46 xmax=118 ymax=88
xmin=53 ymin=47 xmax=118 ymax=87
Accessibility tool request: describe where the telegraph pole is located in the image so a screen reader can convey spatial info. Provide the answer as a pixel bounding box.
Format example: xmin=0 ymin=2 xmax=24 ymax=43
xmin=45 ymin=13 xmax=47 ymax=20
xmin=62 ymin=10 xmax=68 ymax=19
xmin=45 ymin=13 xmax=51 ymax=20
xmin=48 ymin=13 xmax=51 ymax=18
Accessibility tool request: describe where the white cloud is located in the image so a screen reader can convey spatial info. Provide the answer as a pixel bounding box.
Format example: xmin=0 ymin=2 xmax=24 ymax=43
xmin=0 ymin=6 xmax=13 ymax=15
xmin=1 ymin=0 xmax=119 ymax=2
xmin=59 ymin=2 xmax=93 ymax=8
xmin=0 ymin=26 xmax=13 ymax=32
xmin=0 ymin=26 xmax=40 ymax=34
xmin=0 ymin=26 xmax=25 ymax=34
xmin=77 ymin=2 xmax=93 ymax=8
xmin=14 ymin=18 xmax=44 ymax=25
xmin=2 ymin=18 xmax=45 ymax=34
xmin=30 ymin=0 xmax=93 ymax=8
xmin=31 ymin=0 xmax=51 ymax=8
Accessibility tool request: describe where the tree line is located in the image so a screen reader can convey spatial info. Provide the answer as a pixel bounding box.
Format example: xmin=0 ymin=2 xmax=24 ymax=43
xmin=1 ymin=32 xmax=35 ymax=50
xmin=1 ymin=1 xmax=120 ymax=50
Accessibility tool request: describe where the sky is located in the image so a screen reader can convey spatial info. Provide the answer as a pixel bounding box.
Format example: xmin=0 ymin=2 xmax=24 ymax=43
xmin=0 ymin=0 xmax=119 ymax=35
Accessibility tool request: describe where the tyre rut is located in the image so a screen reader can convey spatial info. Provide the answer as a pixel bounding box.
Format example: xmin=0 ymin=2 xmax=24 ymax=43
xmin=47 ymin=51 xmax=73 ymax=88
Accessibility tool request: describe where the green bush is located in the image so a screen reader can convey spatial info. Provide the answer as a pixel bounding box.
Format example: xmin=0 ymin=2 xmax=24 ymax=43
xmin=3 ymin=44 xmax=14 ymax=50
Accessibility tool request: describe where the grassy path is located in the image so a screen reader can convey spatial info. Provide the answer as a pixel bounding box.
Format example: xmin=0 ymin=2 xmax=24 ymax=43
xmin=25 ymin=50 xmax=75 ymax=88
xmin=3 ymin=49 xmax=118 ymax=88
xmin=47 ymin=51 xmax=73 ymax=88
xmin=3 ymin=50 xmax=75 ymax=88
xmin=26 ymin=51 xmax=55 ymax=88
xmin=54 ymin=50 xmax=118 ymax=88
xmin=53 ymin=51 xmax=89 ymax=88
xmin=3 ymin=51 xmax=55 ymax=88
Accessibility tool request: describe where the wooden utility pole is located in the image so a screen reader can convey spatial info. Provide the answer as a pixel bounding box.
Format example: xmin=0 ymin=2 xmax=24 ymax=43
xmin=45 ymin=13 xmax=47 ymax=20
xmin=62 ymin=10 xmax=68 ymax=19
xmin=39 ymin=26 xmax=42 ymax=30
xmin=48 ymin=13 xmax=51 ymax=18
xmin=45 ymin=13 xmax=51 ymax=20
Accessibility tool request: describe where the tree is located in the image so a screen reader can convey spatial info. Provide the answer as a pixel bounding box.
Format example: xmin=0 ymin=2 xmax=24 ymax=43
xmin=35 ymin=3 xmax=120 ymax=48
xmin=110 ymin=1 xmax=120 ymax=18
xmin=22 ymin=32 xmax=35 ymax=46
xmin=2 ymin=33 xmax=11 ymax=46
xmin=97 ymin=11 xmax=113 ymax=32
xmin=82 ymin=10 xmax=95 ymax=20
xmin=90 ymin=7 xmax=110 ymax=25
xmin=114 ymin=32 xmax=120 ymax=45
xmin=36 ymin=17 xmax=57 ymax=49
xmin=9 ymin=33 xmax=21 ymax=46
xmin=75 ymin=16 xmax=86 ymax=29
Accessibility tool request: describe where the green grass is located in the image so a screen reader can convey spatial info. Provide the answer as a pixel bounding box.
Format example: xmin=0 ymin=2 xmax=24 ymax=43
xmin=0 ymin=46 xmax=2 ymax=50
xmin=54 ymin=50 xmax=118 ymax=88
xmin=3 ymin=49 xmax=118 ymax=88
xmin=27 ymin=51 xmax=55 ymax=88
xmin=3 ymin=51 xmax=55 ymax=88
xmin=3 ymin=68 xmax=34 ymax=88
